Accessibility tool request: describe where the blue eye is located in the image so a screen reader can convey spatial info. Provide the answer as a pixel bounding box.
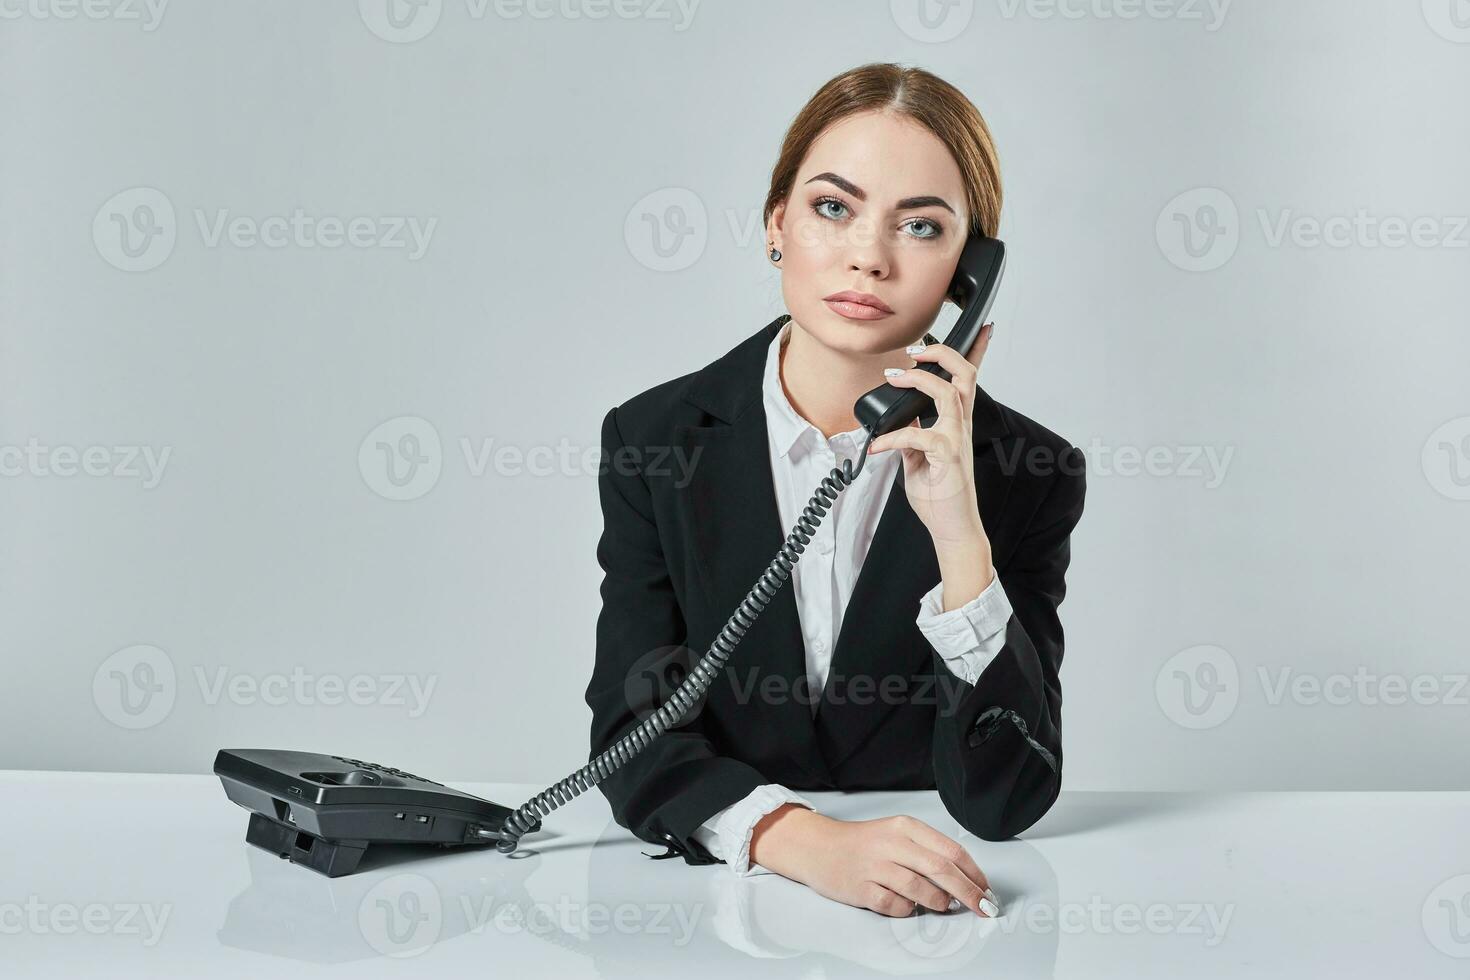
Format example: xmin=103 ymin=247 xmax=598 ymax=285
xmin=813 ymin=196 xmax=849 ymax=220
xmin=905 ymin=218 xmax=942 ymax=240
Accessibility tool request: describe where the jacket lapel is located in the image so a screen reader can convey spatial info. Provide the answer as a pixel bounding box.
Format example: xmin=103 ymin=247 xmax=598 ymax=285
xmin=677 ymin=317 xmax=833 ymax=786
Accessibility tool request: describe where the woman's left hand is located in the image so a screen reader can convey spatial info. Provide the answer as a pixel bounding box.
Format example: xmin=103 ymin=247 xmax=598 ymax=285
xmin=865 ymin=322 xmax=995 ymax=555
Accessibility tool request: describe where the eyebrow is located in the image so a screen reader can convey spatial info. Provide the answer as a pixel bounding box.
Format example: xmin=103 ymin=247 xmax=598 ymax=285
xmin=804 ymin=171 xmax=956 ymax=215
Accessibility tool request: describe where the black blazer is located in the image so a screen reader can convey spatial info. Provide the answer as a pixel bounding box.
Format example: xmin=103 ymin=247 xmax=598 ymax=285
xmin=586 ymin=313 xmax=1086 ymax=866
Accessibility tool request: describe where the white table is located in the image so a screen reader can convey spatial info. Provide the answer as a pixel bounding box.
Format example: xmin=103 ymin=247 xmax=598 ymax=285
xmin=2 ymin=770 xmax=1465 ymax=978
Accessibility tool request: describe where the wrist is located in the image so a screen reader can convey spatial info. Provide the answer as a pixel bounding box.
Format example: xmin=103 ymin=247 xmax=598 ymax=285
xmin=748 ymin=803 xmax=825 ymax=874
xmin=933 ymin=532 xmax=994 ymax=613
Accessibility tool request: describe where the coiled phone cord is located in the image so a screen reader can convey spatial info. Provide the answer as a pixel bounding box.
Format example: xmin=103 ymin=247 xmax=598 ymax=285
xmin=487 ymin=426 xmax=879 ymax=854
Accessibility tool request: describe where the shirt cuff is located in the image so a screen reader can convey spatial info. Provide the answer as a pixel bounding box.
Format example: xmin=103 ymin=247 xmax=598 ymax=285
xmin=915 ymin=570 xmax=1012 ymax=686
xmin=690 ymin=784 xmax=818 ymax=876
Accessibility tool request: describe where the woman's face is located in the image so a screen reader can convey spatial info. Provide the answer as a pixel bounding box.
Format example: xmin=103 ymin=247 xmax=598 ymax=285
xmin=769 ymin=109 xmax=972 ymax=356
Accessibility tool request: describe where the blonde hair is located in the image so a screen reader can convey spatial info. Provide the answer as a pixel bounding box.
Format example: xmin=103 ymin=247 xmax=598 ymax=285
xmin=763 ymin=62 xmax=1003 ymax=239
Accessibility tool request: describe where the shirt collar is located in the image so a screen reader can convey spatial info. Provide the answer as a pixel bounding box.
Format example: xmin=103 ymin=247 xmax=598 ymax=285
xmin=762 ymin=318 xmax=868 ymax=459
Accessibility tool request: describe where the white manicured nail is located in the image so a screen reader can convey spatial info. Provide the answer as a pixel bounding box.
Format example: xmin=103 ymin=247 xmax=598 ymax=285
xmin=978 ymin=897 xmax=1000 ymax=917
xmin=883 ymin=367 xmax=904 ymax=377
xmin=948 ymin=896 xmax=964 ymax=912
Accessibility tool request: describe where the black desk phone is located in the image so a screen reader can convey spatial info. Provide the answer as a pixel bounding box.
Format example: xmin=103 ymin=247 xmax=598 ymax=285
xmin=215 ymin=235 xmax=1007 ymax=876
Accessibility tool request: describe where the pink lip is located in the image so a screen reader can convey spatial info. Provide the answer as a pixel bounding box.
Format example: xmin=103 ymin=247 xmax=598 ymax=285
xmin=823 ymin=290 xmax=894 ymax=320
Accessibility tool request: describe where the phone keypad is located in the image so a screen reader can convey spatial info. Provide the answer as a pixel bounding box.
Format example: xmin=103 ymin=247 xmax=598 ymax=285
xmin=330 ymin=755 xmax=443 ymax=786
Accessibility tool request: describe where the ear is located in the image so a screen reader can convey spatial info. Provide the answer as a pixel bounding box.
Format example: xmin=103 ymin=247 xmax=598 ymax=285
xmin=767 ymin=200 xmax=787 ymax=241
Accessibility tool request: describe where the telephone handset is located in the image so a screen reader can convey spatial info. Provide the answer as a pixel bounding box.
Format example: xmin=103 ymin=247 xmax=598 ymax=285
xmin=214 ymin=235 xmax=1019 ymax=872
xmin=855 ymin=233 xmax=1006 ymax=437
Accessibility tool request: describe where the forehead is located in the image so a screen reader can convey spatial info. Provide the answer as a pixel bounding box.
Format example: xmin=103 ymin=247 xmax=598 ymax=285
xmin=798 ymin=111 xmax=964 ymax=202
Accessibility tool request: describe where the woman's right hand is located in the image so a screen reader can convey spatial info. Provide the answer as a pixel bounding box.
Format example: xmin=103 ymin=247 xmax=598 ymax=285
xmin=748 ymin=805 xmax=1001 ymax=919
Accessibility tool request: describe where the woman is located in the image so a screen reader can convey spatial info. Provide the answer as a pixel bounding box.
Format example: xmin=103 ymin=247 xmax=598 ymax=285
xmin=586 ymin=63 xmax=1086 ymax=919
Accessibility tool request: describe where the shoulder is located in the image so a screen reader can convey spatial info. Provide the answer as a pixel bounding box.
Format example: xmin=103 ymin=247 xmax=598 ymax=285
xmin=601 ymin=316 xmax=781 ymax=448
xmin=599 ymin=367 xmax=708 ymax=448
xmin=982 ymin=391 xmax=1087 ymax=527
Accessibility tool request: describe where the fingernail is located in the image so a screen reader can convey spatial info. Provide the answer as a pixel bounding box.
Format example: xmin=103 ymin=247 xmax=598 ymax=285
xmin=883 ymin=367 xmax=904 ymax=378
xmin=905 ymin=343 xmax=926 ymax=355
xmin=984 ymin=886 xmax=999 ymax=904
xmin=978 ymin=897 xmax=1000 ymax=917
xmin=947 ymin=896 xmax=964 ymax=912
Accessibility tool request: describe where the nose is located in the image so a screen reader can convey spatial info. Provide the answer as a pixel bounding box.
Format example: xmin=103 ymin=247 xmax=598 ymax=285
xmin=846 ymin=238 xmax=890 ymax=279
xmin=841 ymin=218 xmax=890 ymax=278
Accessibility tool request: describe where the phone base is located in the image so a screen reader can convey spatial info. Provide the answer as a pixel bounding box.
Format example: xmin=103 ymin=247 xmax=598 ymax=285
xmin=243 ymin=812 xmax=371 ymax=878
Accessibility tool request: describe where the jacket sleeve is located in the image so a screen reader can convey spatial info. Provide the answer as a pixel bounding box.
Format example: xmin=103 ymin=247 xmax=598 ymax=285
xmin=931 ymin=444 xmax=1086 ymax=841
xmin=585 ymin=404 xmax=772 ymax=866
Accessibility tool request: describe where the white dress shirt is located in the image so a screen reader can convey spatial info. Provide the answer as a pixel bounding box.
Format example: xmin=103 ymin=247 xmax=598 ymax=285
xmin=689 ymin=318 xmax=1015 ymax=875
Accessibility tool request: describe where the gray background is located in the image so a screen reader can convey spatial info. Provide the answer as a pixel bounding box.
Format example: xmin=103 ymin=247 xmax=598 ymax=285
xmin=2 ymin=0 xmax=1467 ymax=791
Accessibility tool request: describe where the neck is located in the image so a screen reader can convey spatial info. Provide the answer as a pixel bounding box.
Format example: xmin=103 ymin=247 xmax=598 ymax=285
xmin=778 ymin=318 xmax=918 ymax=440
